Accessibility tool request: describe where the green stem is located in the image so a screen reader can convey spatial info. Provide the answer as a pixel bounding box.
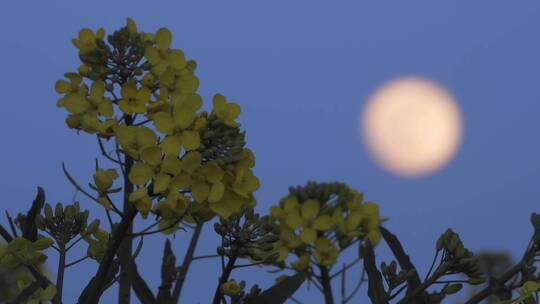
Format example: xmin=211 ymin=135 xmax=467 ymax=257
xmin=171 ymin=223 xmax=204 ymax=303
xmin=319 ymin=265 xmax=335 ymax=304
xmin=212 ymin=255 xmax=238 ymax=304
xmin=118 ymin=115 xmax=134 ymax=304
xmin=54 ymin=243 xmax=66 ymax=304
xmin=118 ymin=150 xmax=134 ymax=304
xmin=396 ymin=262 xmax=451 ymax=304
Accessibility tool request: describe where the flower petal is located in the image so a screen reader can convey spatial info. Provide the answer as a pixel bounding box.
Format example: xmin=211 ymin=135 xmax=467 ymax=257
xmin=128 ymin=163 xmax=153 ymax=185
xmin=313 ymin=215 xmax=333 ymax=231
xmin=301 ymin=199 xmax=320 ymax=221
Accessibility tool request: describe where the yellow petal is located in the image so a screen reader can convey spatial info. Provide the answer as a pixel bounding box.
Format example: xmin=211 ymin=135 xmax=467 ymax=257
xmin=170 ymin=172 xmax=192 ymax=189
xmin=283 ymin=196 xmax=298 ymax=212
xmin=285 ymin=212 xmax=303 ymax=229
xmin=313 ymin=215 xmax=333 ymax=231
xmin=55 ymin=80 xmax=70 ymax=93
xmin=128 ymin=187 xmax=148 ymax=202
xmin=153 ymin=112 xmax=175 ymax=135
xmin=144 ymin=46 xmax=160 ymax=65
xmin=192 ymin=182 xmax=210 ymax=203
xmin=198 ymin=164 xmax=224 ymax=183
xmin=208 ymin=182 xmax=225 ymax=203
xmin=63 ymin=94 xmax=89 ymax=114
xmin=153 ymin=173 xmax=171 ymax=194
xmin=128 ymin=163 xmax=154 ymax=185
xmin=173 ymin=106 xmax=196 ymax=129
xmin=121 ymin=83 xmax=137 ymax=99
xmin=208 ymin=190 xmax=243 ymax=219
xmin=137 ymin=126 xmax=158 ymax=149
xmin=160 ymin=135 xmax=182 ymax=156
xmin=167 ymin=49 xmax=186 ymax=70
xmin=367 ymin=230 xmax=382 ymax=246
xmin=155 ymin=28 xmax=172 ymax=50
xmin=141 ymin=146 xmax=162 ymax=166
xmin=301 ymin=199 xmax=320 ymax=221
xmin=161 ymin=156 xmax=182 ymax=175
xmin=181 ymin=151 xmax=202 ymax=173
xmin=300 ymin=228 xmax=317 ymax=244
xmin=181 ymin=130 xmax=200 ymax=151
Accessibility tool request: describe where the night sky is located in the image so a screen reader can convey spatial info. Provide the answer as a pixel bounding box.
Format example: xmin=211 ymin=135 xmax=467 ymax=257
xmin=1 ymin=1 xmax=539 ymax=303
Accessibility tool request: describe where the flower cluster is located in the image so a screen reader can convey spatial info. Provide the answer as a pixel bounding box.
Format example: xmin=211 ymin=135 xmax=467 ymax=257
xmin=54 ymin=18 xmax=259 ymax=230
xmin=269 ymin=182 xmax=383 ymax=272
xmin=0 ymin=237 xmax=53 ymax=269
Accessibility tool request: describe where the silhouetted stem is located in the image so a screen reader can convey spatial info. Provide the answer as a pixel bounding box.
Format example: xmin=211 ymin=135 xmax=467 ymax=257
xmin=54 ymin=243 xmax=66 ymax=304
xmin=212 ymin=255 xmax=238 ymax=304
xmin=118 ymin=155 xmax=134 ymax=304
xmin=319 ymin=265 xmax=335 ymax=304
xmin=172 ymin=223 xmax=203 ymax=303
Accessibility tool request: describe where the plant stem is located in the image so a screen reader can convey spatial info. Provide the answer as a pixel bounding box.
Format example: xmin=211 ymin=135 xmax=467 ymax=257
xmin=396 ymin=262 xmax=451 ymax=304
xmin=212 ymin=255 xmax=238 ymax=304
xmin=171 ymin=223 xmax=204 ymax=303
xmin=54 ymin=243 xmax=66 ymax=304
xmin=118 ymin=150 xmax=134 ymax=304
xmin=81 ymin=205 xmax=138 ymax=304
xmin=319 ymin=265 xmax=335 ymax=304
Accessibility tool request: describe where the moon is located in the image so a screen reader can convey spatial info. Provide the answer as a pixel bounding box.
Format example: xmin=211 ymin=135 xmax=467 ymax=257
xmin=360 ymin=77 xmax=463 ymax=178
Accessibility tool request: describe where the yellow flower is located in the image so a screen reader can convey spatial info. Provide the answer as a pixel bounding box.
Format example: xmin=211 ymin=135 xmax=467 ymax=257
xmin=285 ymin=198 xmax=334 ymax=244
xmin=332 ymin=207 xmax=364 ymax=238
xmin=313 ymin=237 xmax=339 ymax=266
xmin=128 ymin=146 xmax=182 ymax=193
xmin=92 ymin=168 xmax=119 ymax=209
xmin=85 ymin=228 xmax=109 ymax=261
xmin=220 ymin=280 xmax=242 ymax=296
xmin=116 ymin=125 xmax=158 ymax=160
xmin=72 ymin=28 xmax=105 ymax=54
xmin=154 ymin=190 xmax=189 ymax=219
xmin=144 ymin=28 xmax=187 ymax=75
xmin=56 ymin=73 xmax=89 ymax=115
xmin=86 ymin=81 xmax=113 ymax=117
xmin=213 ymin=94 xmax=240 ymax=128
xmin=128 ymin=188 xmax=152 ymax=217
xmin=291 ymin=254 xmax=310 ymax=272
xmin=118 ymin=83 xmax=150 ymax=115
xmin=189 ymin=163 xmax=226 ymax=203
xmin=153 ymin=94 xmax=202 ymax=155
xmin=207 ymin=189 xmax=245 ymax=219
xmin=273 ymin=228 xmax=302 ymax=262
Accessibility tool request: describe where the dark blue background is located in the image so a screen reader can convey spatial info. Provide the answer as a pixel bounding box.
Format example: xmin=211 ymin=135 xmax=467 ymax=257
xmin=1 ymin=1 xmax=539 ymax=302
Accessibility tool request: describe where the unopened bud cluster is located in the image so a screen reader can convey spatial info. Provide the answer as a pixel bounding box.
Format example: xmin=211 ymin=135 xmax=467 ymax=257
xmin=214 ymin=209 xmax=280 ymax=262
xmin=35 ymin=202 xmax=89 ymax=246
xmin=436 ymin=229 xmax=484 ymax=284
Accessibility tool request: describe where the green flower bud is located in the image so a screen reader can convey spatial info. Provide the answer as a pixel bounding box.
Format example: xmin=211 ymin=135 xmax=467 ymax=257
xmin=443 ymin=284 xmax=463 ymax=295
xmin=44 ymin=204 xmax=53 ymax=219
xmin=55 ymin=203 xmax=64 ymax=218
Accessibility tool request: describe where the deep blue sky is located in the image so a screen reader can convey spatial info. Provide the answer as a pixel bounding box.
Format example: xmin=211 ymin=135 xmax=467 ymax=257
xmin=1 ymin=1 xmax=539 ymax=303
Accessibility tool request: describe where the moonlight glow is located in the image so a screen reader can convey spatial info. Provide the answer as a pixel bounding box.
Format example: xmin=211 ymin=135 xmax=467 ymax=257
xmin=361 ymin=77 xmax=463 ymax=178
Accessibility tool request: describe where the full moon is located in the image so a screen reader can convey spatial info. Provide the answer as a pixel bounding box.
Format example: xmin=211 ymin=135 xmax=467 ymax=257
xmin=360 ymin=77 xmax=463 ymax=178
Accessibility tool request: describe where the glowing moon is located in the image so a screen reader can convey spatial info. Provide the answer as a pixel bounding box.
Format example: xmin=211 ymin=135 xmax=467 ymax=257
xmin=360 ymin=77 xmax=463 ymax=178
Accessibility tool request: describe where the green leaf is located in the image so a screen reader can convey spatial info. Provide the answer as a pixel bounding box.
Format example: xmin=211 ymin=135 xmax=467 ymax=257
xmin=23 ymin=187 xmax=46 ymax=241
xmin=156 ymin=239 xmax=176 ymax=303
xmin=246 ymin=273 xmax=305 ymax=304
xmin=380 ymin=227 xmax=425 ymax=303
xmin=362 ymin=241 xmax=389 ymax=304
xmin=443 ymin=283 xmax=463 ymax=295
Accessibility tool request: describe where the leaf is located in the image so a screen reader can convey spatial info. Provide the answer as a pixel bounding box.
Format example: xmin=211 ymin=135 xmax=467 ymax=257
xmin=156 ymin=239 xmax=177 ymax=303
xmin=127 ymin=260 xmax=156 ymax=304
xmin=362 ymin=241 xmax=389 ymax=304
xmin=246 ymin=273 xmax=305 ymax=304
xmin=380 ymin=227 xmax=426 ymax=303
xmin=23 ymin=187 xmax=46 ymax=241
